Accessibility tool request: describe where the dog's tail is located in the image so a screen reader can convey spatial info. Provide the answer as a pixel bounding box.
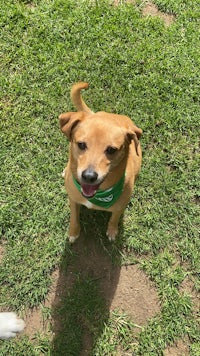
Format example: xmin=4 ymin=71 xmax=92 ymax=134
xmin=71 ymin=82 xmax=93 ymax=114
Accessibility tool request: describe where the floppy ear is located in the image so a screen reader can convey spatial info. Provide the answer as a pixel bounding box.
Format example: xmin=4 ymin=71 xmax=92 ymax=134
xmin=127 ymin=125 xmax=142 ymax=156
xmin=59 ymin=111 xmax=87 ymax=139
xmin=132 ymin=125 xmax=142 ymax=140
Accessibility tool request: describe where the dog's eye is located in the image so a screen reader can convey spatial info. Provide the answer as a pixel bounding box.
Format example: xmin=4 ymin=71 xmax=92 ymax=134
xmin=105 ymin=146 xmax=117 ymax=155
xmin=77 ymin=142 xmax=87 ymax=151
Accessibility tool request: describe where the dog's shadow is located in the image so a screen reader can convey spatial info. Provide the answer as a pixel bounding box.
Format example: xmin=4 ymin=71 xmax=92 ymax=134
xmin=51 ymin=207 xmax=124 ymax=355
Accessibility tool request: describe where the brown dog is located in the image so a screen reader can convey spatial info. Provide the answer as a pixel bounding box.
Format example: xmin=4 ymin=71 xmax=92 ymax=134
xmin=59 ymin=82 xmax=142 ymax=243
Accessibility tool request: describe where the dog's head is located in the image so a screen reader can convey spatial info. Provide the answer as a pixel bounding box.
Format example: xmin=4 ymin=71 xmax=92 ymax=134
xmin=59 ymin=111 xmax=142 ymax=198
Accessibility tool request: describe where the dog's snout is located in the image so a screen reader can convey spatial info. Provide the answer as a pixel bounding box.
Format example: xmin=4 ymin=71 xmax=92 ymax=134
xmin=82 ymin=168 xmax=98 ymax=183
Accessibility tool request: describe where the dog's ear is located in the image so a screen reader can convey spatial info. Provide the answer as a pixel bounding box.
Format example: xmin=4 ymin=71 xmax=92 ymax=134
xmin=127 ymin=125 xmax=142 ymax=156
xmin=59 ymin=111 xmax=87 ymax=139
xmin=132 ymin=125 xmax=142 ymax=140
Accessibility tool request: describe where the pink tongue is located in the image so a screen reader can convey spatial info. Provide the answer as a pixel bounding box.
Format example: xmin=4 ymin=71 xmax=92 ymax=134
xmin=81 ymin=184 xmax=99 ymax=198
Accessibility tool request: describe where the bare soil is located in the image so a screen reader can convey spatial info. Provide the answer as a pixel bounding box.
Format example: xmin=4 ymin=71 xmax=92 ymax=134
xmin=142 ymin=2 xmax=175 ymax=26
xmin=23 ymin=228 xmax=198 ymax=355
xmin=164 ymin=337 xmax=190 ymax=356
xmin=114 ymin=0 xmax=175 ymax=27
xmin=24 ymin=229 xmax=160 ymax=351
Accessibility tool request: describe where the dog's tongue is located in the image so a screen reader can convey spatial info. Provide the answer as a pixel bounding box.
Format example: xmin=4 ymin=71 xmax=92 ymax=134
xmin=81 ymin=184 xmax=99 ymax=198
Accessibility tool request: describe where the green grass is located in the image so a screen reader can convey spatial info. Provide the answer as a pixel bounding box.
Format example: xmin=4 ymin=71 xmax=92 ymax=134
xmin=0 ymin=0 xmax=199 ymax=354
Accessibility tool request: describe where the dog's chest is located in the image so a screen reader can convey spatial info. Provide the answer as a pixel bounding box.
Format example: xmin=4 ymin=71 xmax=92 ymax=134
xmin=82 ymin=200 xmax=94 ymax=209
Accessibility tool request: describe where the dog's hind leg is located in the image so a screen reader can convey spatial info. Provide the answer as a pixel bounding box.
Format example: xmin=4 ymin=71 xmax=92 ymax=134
xmin=68 ymin=199 xmax=81 ymax=243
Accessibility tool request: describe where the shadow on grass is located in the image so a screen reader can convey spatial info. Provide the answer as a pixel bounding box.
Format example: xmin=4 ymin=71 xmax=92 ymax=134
xmin=51 ymin=207 xmax=123 ymax=355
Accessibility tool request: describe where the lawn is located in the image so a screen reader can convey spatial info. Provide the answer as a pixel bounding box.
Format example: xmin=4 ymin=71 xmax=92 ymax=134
xmin=0 ymin=0 xmax=199 ymax=354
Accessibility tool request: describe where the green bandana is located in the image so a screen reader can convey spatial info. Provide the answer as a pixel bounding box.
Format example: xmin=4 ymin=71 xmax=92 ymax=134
xmin=73 ymin=173 xmax=125 ymax=209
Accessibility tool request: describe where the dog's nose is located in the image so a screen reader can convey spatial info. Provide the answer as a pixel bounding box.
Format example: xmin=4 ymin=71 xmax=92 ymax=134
xmin=82 ymin=168 xmax=98 ymax=183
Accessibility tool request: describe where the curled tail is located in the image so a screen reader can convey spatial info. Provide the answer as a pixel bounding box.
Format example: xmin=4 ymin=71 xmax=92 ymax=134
xmin=70 ymin=82 xmax=93 ymax=114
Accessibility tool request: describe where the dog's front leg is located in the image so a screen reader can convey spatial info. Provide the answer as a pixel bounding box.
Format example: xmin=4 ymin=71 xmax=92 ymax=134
xmin=106 ymin=210 xmax=122 ymax=241
xmin=68 ymin=199 xmax=80 ymax=243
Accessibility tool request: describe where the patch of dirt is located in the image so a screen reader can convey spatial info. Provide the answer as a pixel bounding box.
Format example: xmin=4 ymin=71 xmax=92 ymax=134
xmin=164 ymin=337 xmax=190 ymax=356
xmin=24 ymin=309 xmax=47 ymax=338
xmin=23 ymin=242 xmax=199 ymax=355
xmin=24 ymin=227 xmax=160 ymax=353
xmin=114 ymin=0 xmax=175 ymax=27
xmin=142 ymin=2 xmax=175 ymax=27
xmin=108 ymin=264 xmax=160 ymax=326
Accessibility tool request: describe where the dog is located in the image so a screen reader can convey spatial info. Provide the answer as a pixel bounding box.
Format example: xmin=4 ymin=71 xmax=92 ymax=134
xmin=59 ymin=82 xmax=142 ymax=243
xmin=0 ymin=312 xmax=25 ymax=339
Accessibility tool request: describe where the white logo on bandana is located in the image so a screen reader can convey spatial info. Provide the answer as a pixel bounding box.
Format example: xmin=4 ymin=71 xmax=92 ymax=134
xmin=96 ymin=194 xmax=113 ymax=203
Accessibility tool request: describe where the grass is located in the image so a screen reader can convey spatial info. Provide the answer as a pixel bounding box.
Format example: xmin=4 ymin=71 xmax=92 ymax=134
xmin=0 ymin=0 xmax=199 ymax=354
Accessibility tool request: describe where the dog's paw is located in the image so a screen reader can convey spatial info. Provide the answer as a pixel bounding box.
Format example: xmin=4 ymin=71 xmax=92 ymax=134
xmin=106 ymin=227 xmax=118 ymax=242
xmin=0 ymin=312 xmax=25 ymax=339
xmin=68 ymin=235 xmax=79 ymax=244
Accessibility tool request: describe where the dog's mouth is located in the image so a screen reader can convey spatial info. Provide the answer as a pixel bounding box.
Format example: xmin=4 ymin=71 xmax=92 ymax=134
xmin=81 ymin=183 xmax=100 ymax=198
